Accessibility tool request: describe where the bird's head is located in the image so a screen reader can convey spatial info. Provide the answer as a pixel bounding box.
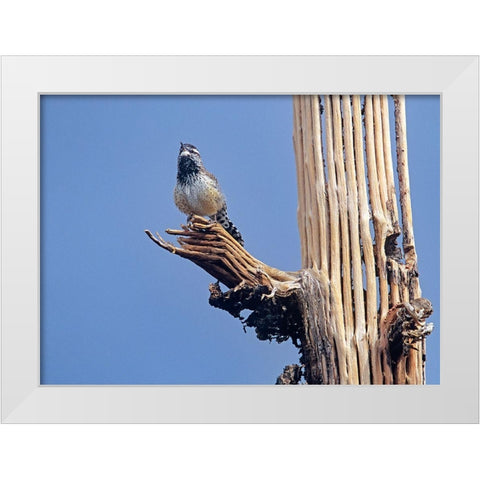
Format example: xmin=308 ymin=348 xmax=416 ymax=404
xmin=177 ymin=142 xmax=203 ymax=181
xmin=179 ymin=142 xmax=201 ymax=158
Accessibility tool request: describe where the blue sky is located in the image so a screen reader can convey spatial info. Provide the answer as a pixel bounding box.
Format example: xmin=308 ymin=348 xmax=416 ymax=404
xmin=40 ymin=94 xmax=439 ymax=385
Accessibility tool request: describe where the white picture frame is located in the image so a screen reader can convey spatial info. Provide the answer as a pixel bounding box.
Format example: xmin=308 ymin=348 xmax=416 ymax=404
xmin=1 ymin=55 xmax=478 ymax=423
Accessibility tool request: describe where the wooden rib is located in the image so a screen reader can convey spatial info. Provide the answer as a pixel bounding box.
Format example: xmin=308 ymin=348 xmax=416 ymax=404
xmin=324 ymin=96 xmax=348 ymax=384
xmin=310 ymin=95 xmax=329 ymax=272
xmin=364 ymin=95 xmax=389 ymax=384
xmin=293 ymin=96 xmax=308 ymax=268
xmin=332 ymin=95 xmax=358 ymax=384
xmin=380 ymin=96 xmax=401 ymax=230
xmin=372 ymin=96 xmax=391 ymax=234
xmin=343 ymin=95 xmax=370 ymax=384
xmin=394 ymin=95 xmax=422 ymax=384
xmin=380 ymin=95 xmax=402 ymax=306
xmin=301 ymin=96 xmax=316 ymax=269
xmin=177 ymin=239 xmax=256 ymax=283
xmin=303 ymin=96 xmax=321 ymax=269
xmin=394 ymin=96 xmax=420 ymax=296
xmin=352 ymin=96 xmax=382 ymax=384
xmin=374 ymin=95 xmax=402 ymax=383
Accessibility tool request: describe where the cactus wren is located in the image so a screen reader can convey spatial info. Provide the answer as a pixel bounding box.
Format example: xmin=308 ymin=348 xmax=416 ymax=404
xmin=174 ymin=143 xmax=244 ymax=245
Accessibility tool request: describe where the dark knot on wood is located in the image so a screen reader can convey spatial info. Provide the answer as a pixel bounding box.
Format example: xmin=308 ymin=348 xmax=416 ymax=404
xmin=276 ymin=364 xmax=303 ymax=385
xmin=383 ymin=298 xmax=434 ymax=364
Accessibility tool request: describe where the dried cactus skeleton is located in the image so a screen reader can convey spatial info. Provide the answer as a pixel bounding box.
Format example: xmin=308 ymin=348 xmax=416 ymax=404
xmin=146 ymin=94 xmax=433 ymax=385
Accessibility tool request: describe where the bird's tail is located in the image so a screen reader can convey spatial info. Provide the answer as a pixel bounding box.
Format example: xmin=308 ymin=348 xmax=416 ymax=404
xmin=211 ymin=206 xmax=244 ymax=246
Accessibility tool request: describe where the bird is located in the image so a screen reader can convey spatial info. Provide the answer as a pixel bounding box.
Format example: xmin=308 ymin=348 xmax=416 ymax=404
xmin=174 ymin=142 xmax=244 ymax=246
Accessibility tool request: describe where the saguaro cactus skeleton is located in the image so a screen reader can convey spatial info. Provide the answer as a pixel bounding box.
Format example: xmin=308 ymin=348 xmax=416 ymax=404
xmin=146 ymin=94 xmax=433 ymax=385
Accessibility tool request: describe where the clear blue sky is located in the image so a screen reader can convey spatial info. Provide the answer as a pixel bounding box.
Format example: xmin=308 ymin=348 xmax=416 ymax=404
xmin=40 ymin=94 xmax=440 ymax=385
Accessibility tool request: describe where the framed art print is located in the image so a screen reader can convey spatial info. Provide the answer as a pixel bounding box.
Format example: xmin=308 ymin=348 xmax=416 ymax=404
xmin=1 ymin=56 xmax=478 ymax=423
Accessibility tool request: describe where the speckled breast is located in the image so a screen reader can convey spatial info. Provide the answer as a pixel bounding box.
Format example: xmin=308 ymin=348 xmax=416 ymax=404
xmin=174 ymin=175 xmax=225 ymax=217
